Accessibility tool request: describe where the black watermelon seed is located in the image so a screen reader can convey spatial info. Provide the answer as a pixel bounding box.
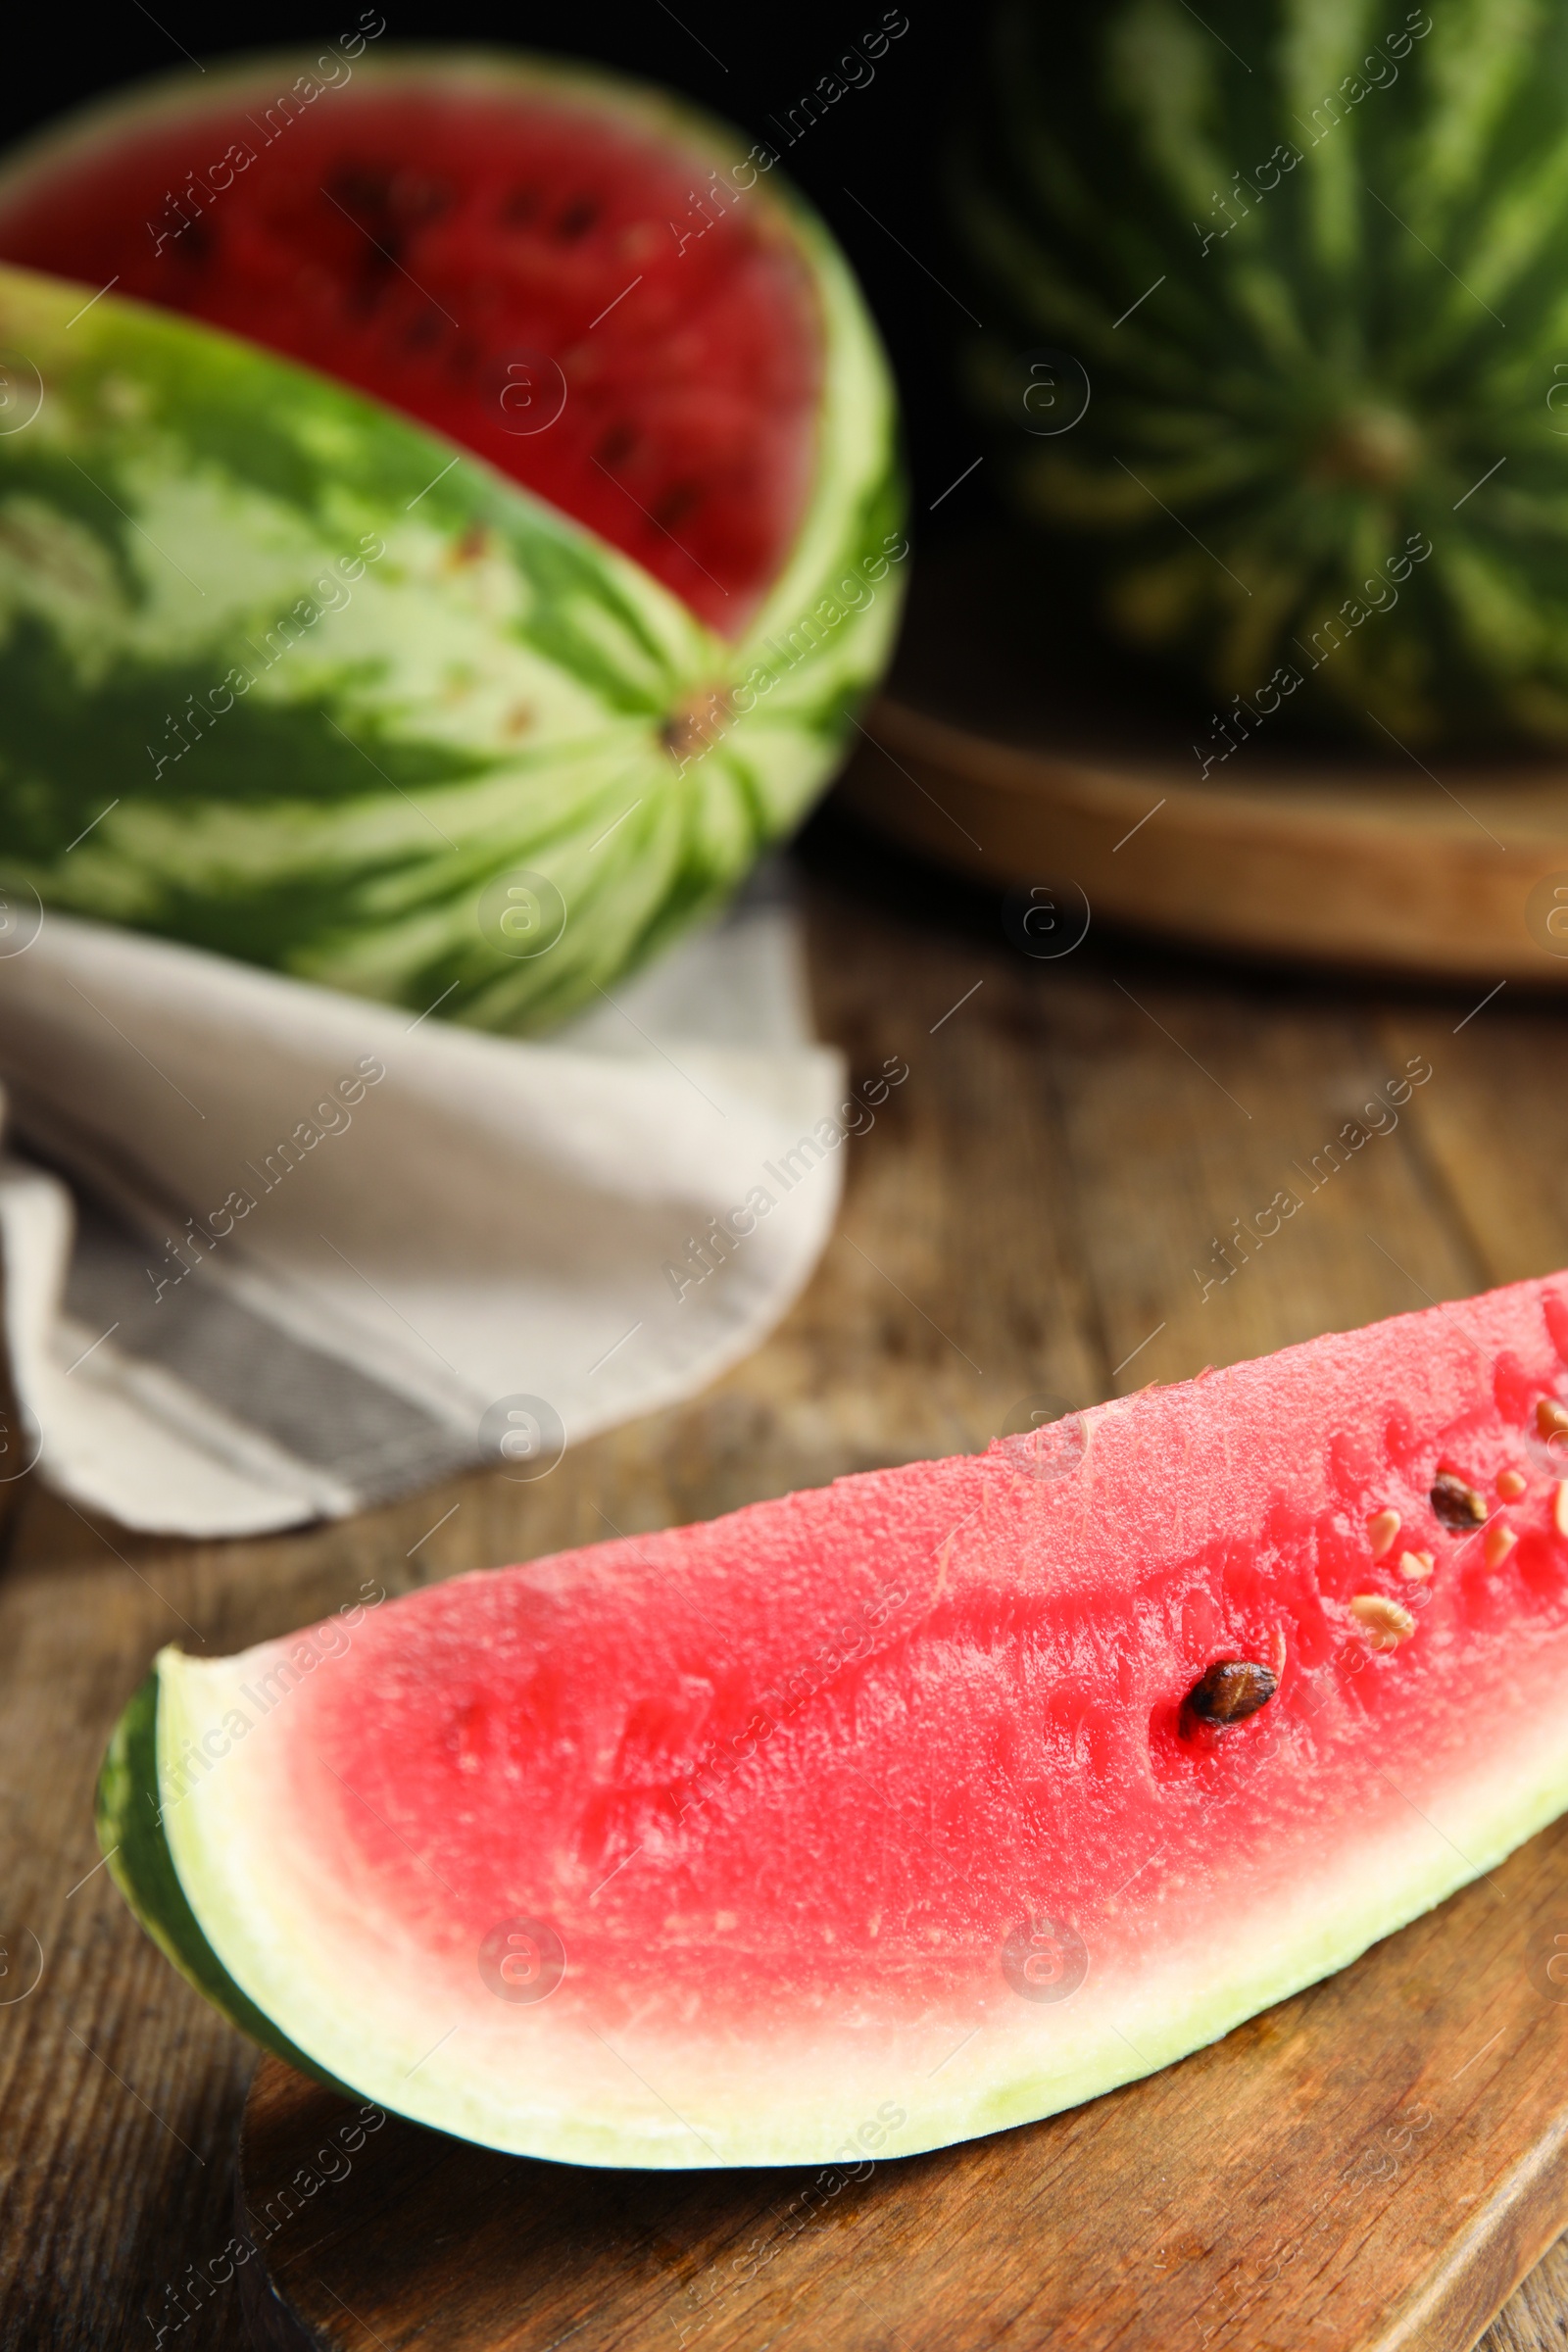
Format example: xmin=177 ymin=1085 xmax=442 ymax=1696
xmin=1431 ymin=1471 xmax=1487 ymax=1530
xmin=326 ymin=168 xmax=395 ymax=219
xmin=654 ymin=485 xmax=701 ymax=529
xmin=1185 ymin=1659 xmax=1278 ymax=1729
xmin=173 ymin=220 xmax=213 ymax=268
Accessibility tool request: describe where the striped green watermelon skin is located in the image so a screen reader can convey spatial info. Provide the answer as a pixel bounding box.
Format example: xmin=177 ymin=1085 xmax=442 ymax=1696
xmin=0 ymin=66 xmax=903 ymax=1030
xmin=95 ymin=1670 xmax=345 ymax=2092
xmin=956 ymin=0 xmax=1568 ymax=747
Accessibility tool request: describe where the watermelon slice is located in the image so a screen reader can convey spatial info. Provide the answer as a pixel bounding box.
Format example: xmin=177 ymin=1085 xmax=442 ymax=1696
xmin=0 ymin=54 xmax=902 ymax=1028
xmin=101 ymin=1270 xmax=1568 ymax=2170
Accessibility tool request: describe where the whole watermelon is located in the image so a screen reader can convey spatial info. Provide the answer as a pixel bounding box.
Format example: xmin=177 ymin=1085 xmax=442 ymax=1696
xmin=0 ymin=51 xmax=903 ymax=1029
xmin=955 ymin=0 xmax=1568 ymax=748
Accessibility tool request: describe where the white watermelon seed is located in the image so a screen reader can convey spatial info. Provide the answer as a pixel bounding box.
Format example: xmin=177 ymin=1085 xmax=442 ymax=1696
xmin=1484 ymin=1522 xmax=1517 ymax=1570
xmin=1496 ymin=1469 xmax=1527 ymax=1500
xmin=1556 ymin=1483 xmax=1568 ymax=1538
xmin=1537 ymin=1398 xmax=1568 ymax=1441
xmin=1367 ymin=1508 xmax=1400 ymax=1557
xmin=1350 ymin=1593 xmax=1416 ymax=1648
xmin=1397 ymin=1550 xmax=1434 ymax=1581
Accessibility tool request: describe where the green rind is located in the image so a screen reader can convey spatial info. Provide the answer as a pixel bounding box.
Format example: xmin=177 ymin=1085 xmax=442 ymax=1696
xmin=95 ymin=1672 xmax=347 ymax=2092
xmin=0 ymin=49 xmax=905 ymax=1026
xmin=954 ymin=0 xmax=1568 ymax=746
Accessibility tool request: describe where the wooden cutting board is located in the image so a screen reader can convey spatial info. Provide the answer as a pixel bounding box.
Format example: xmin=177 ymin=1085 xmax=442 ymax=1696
xmin=16 ymin=863 xmax=1568 ymax=2349
xmin=838 ymin=531 xmax=1568 ymax=986
xmin=237 ymin=1805 xmax=1568 ymax=2352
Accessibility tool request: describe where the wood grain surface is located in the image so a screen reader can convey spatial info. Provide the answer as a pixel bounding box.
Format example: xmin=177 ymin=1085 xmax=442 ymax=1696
xmin=4 ymin=816 xmax=1568 ymax=2349
xmin=840 ymin=532 xmax=1568 ymax=987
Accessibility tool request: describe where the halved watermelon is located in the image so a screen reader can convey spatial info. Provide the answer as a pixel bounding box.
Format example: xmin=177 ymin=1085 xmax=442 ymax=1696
xmin=0 ymin=52 xmax=902 ymax=1028
xmin=100 ymin=1270 xmax=1568 ymax=2169
xmin=0 ymin=55 xmax=819 ymax=636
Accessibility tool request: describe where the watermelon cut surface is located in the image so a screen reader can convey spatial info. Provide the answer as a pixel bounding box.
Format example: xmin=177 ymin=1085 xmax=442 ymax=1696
xmin=103 ymin=1271 xmax=1568 ymax=2170
xmin=0 ymin=68 xmax=818 ymax=635
xmin=0 ymin=55 xmax=902 ymax=1028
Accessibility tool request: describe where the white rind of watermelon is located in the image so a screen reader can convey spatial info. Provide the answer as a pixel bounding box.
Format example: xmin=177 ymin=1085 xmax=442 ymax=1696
xmin=102 ymin=1270 xmax=1568 ymax=2168
xmin=0 ymin=52 xmax=904 ymax=1031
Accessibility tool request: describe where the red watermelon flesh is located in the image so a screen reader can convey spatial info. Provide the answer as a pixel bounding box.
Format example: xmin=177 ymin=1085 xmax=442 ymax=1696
xmin=123 ymin=1270 xmax=1568 ymax=2167
xmin=0 ymin=70 xmax=821 ymax=635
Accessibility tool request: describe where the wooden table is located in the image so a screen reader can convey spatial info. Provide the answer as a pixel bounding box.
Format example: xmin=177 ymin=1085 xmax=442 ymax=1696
xmin=4 ymin=808 xmax=1568 ymax=2350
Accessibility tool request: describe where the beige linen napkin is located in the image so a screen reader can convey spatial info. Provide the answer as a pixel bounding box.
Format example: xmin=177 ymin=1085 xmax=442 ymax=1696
xmin=0 ymin=875 xmax=845 ymax=1534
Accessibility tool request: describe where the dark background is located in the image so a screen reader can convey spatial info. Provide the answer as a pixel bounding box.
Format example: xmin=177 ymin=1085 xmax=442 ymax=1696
xmin=0 ymin=0 xmax=986 ymax=523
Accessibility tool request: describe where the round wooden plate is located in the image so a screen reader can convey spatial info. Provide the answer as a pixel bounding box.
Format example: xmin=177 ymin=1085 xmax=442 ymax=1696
xmin=838 ymin=531 xmax=1568 ymax=985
